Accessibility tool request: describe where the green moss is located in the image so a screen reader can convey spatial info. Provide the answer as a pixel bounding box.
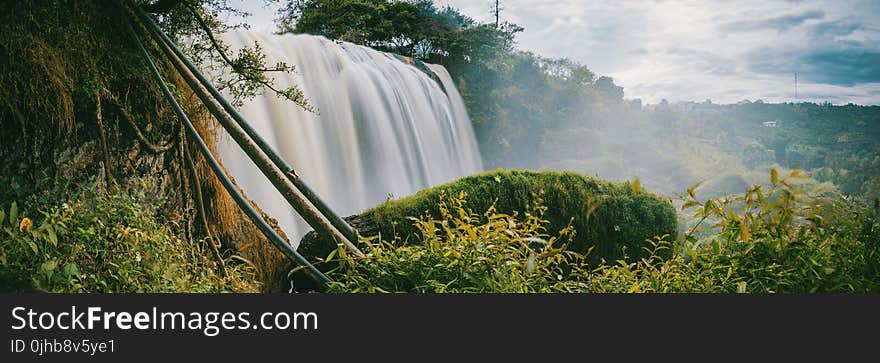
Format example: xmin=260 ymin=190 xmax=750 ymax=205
xmin=364 ymin=169 xmax=677 ymax=261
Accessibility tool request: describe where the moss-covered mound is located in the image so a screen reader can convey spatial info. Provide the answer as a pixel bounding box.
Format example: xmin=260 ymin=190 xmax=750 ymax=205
xmin=362 ymin=170 xmax=677 ymax=262
xmin=365 ymin=170 xmax=677 ymax=261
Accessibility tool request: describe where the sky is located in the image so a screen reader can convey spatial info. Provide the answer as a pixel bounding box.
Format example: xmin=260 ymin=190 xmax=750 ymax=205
xmin=228 ymin=0 xmax=880 ymax=105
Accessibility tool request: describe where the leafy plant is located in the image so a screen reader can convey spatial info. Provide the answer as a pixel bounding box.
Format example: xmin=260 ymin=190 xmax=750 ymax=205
xmin=325 ymin=191 xmax=584 ymax=292
xmin=0 ymin=183 xmax=260 ymax=293
xmin=322 ymin=170 xmax=879 ymax=293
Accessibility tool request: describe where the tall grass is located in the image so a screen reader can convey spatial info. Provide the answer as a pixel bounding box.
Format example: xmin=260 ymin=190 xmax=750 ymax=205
xmin=321 ymin=170 xmax=880 ymax=293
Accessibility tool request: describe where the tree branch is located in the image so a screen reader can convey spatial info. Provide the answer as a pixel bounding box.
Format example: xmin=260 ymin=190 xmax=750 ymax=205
xmin=184 ymin=3 xmax=282 ymax=73
xmin=144 ymin=0 xmax=182 ymax=14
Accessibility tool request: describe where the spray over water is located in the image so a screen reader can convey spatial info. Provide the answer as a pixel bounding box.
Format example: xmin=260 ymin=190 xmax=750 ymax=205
xmin=216 ymin=32 xmax=482 ymax=245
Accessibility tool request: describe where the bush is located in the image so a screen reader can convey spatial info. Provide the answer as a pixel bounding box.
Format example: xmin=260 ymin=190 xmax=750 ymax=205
xmin=364 ymin=169 xmax=678 ymax=262
xmin=0 ymin=181 xmax=261 ymax=293
xmin=323 ymin=170 xmax=880 ymax=293
xmin=326 ymin=192 xmax=586 ymax=292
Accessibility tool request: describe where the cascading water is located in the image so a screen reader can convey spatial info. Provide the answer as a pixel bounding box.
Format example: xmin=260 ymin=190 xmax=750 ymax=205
xmin=215 ymin=32 xmax=483 ymax=246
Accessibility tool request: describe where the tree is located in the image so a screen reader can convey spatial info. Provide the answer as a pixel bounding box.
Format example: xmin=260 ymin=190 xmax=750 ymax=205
xmin=594 ymin=76 xmax=624 ymax=101
xmin=278 ymin=0 xmax=521 ymax=64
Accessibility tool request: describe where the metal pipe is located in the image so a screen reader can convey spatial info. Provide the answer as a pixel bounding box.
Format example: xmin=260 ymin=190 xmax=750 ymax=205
xmin=127 ymin=0 xmax=360 ymax=247
xmin=121 ymin=15 xmax=332 ymax=287
xmin=122 ymin=0 xmax=363 ymax=257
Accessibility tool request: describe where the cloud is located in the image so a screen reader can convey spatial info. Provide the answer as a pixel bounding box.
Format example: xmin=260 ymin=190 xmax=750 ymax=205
xmin=719 ymin=9 xmax=825 ymax=32
xmin=803 ymin=49 xmax=880 ymax=85
xmin=663 ymin=48 xmax=739 ymax=76
xmin=745 ymin=15 xmax=880 ymax=87
xmin=234 ymin=0 xmax=880 ymax=105
xmin=757 ymin=47 xmax=880 ymax=86
xmin=809 ymin=20 xmax=863 ymax=38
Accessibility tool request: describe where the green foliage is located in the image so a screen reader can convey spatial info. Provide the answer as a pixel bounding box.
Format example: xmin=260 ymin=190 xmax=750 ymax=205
xmin=742 ymin=143 xmax=775 ymax=169
xmin=141 ymin=0 xmax=311 ymax=108
xmin=327 ymin=192 xmax=587 ymax=292
xmin=0 ymin=0 xmax=310 ymax=185
xmin=280 ymin=0 xmax=519 ymax=60
xmin=364 ymin=170 xmax=678 ymax=262
xmin=0 ymin=0 xmax=307 ymax=111
xmin=0 ymin=182 xmax=260 ymax=293
xmin=326 ymin=170 xmax=880 ymax=293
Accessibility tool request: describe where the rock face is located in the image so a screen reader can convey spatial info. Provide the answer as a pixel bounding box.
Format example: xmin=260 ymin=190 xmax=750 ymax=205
xmin=296 ymin=170 xmax=679 ymax=265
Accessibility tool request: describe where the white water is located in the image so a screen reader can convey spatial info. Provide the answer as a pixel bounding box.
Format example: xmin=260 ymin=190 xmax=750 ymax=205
xmin=215 ymin=32 xmax=483 ymax=245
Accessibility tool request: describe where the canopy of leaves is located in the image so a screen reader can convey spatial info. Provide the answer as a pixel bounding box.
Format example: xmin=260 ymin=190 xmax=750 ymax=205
xmin=280 ymin=0 xmax=519 ymax=62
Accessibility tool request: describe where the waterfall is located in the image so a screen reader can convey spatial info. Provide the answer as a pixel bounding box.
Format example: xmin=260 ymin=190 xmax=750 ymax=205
xmin=215 ymin=32 xmax=483 ymax=246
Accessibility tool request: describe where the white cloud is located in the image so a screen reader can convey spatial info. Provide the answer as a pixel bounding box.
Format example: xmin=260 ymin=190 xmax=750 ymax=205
xmin=229 ymin=0 xmax=880 ymax=105
xmin=438 ymin=0 xmax=880 ymax=104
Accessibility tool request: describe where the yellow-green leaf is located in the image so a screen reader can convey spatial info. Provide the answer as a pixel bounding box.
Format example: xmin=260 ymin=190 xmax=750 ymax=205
xmin=790 ymin=169 xmax=807 ymax=178
xmin=681 ymin=200 xmax=700 ymax=210
xmin=9 ymin=202 xmax=18 ymax=228
xmin=741 ymin=224 xmax=750 ymax=243
xmin=40 ymin=259 xmax=58 ymax=273
xmin=45 ymin=224 xmax=58 ymax=246
xmin=627 ymin=283 xmax=641 ymax=293
xmin=324 ymin=248 xmax=338 ymax=262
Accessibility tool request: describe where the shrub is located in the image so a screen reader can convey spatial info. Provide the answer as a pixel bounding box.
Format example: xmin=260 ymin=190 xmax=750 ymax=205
xmin=326 ymin=192 xmax=586 ymax=293
xmin=669 ymin=169 xmax=880 ymax=292
xmin=0 ymin=181 xmax=260 ymax=293
xmin=364 ymin=169 xmax=678 ymax=262
xmin=322 ymin=169 xmax=880 ymax=293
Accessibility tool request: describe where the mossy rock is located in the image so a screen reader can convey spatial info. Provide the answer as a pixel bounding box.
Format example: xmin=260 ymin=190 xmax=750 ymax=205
xmin=300 ymin=170 xmax=677 ymax=263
